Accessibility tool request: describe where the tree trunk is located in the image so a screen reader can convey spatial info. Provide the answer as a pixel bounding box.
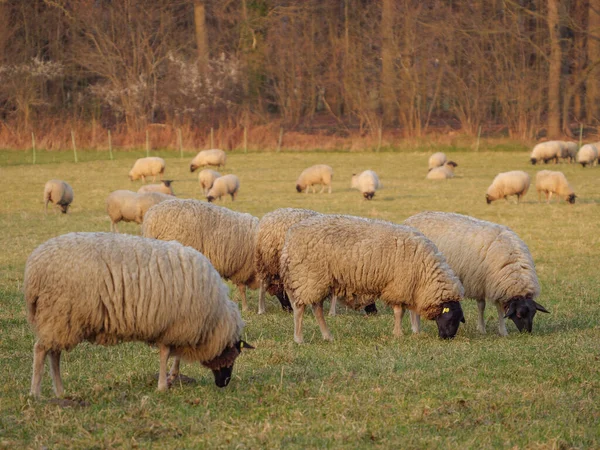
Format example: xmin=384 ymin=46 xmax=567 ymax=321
xmin=587 ymin=0 xmax=600 ymax=122
xmin=194 ymin=0 xmax=209 ymax=70
xmin=547 ymin=0 xmax=561 ymax=138
xmin=381 ymin=0 xmax=396 ymax=125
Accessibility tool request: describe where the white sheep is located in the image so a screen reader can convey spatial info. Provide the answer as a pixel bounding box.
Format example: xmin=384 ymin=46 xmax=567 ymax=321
xmin=106 ymin=190 xmax=172 ymax=232
xmin=404 ymin=212 xmax=549 ymax=336
xmin=43 ymin=180 xmax=74 ymax=214
xmin=280 ymin=214 xmax=465 ymax=343
xmin=351 ymin=170 xmax=381 ymax=200
xmin=485 ymin=170 xmax=530 ymax=204
xmin=428 ymin=152 xmax=447 ymax=170
xmin=295 ymin=164 xmax=334 ymax=194
xmin=25 ymin=232 xmax=252 ymax=398
xmin=206 ymin=174 xmax=240 ymax=202
xmin=137 ymin=180 xmax=175 ymax=196
xmin=426 ymin=161 xmax=458 ymax=180
xmin=190 ymin=149 xmax=227 ymax=172
xmin=558 ymin=141 xmax=578 ymax=163
xmin=576 ymin=144 xmax=599 ymax=168
xmin=535 ymin=170 xmax=576 ymax=204
xmin=530 ymin=141 xmax=561 ymax=165
xmin=198 ymin=169 xmax=222 ymax=194
xmin=142 ymin=199 xmax=259 ymax=311
xmin=128 ymin=157 xmax=166 ymax=183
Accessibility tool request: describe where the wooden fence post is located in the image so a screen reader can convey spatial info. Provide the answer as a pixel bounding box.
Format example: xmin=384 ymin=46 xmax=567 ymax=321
xmin=71 ymin=130 xmax=78 ymax=163
xmin=277 ymin=127 xmax=284 ymax=152
xmin=146 ymin=130 xmax=150 ymax=157
xmin=244 ymin=126 xmax=248 ymax=154
xmin=32 ymin=132 xmax=36 ymax=165
xmin=178 ymin=128 xmax=183 ymax=159
xmin=210 ymin=127 xmax=214 ymax=148
xmin=108 ymin=130 xmax=113 ymax=160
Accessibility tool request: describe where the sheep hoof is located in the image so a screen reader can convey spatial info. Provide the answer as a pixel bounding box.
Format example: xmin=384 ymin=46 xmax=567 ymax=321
xmin=294 ymin=337 xmax=304 ymax=344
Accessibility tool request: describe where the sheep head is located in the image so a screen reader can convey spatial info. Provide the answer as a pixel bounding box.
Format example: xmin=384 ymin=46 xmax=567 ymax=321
xmin=504 ymin=296 xmax=550 ymax=333
xmin=434 ymin=301 xmax=465 ymax=339
xmin=202 ymin=340 xmax=254 ymax=388
xmin=567 ymin=193 xmax=576 ymax=204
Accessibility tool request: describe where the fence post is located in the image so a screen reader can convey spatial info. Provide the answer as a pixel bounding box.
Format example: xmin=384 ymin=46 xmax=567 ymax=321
xmin=108 ymin=130 xmax=113 ymax=160
xmin=277 ymin=127 xmax=284 ymax=153
xmin=376 ymin=127 xmax=382 ymax=152
xmin=32 ymin=132 xmax=36 ymax=165
xmin=178 ymin=128 xmax=183 ymax=159
xmin=210 ymin=127 xmax=214 ymax=148
xmin=71 ymin=130 xmax=78 ymax=163
xmin=579 ymin=123 xmax=583 ymax=148
xmin=146 ymin=130 xmax=150 ymax=157
xmin=244 ymin=126 xmax=248 ymax=154
xmin=475 ymin=125 xmax=482 ymax=152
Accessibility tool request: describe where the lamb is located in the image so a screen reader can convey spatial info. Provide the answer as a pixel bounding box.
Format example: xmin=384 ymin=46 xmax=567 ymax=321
xmin=128 ymin=157 xmax=166 ymax=183
xmin=198 ymin=169 xmax=222 ymax=194
xmin=25 ymin=232 xmax=253 ymax=398
xmin=206 ymin=174 xmax=240 ymax=202
xmin=558 ymin=141 xmax=578 ymax=163
xmin=485 ymin=170 xmax=530 ymax=204
xmin=535 ymin=170 xmax=576 ymax=204
xmin=426 ymin=161 xmax=458 ymax=180
xmin=137 ymin=180 xmax=175 ymax=196
xmin=351 ymin=170 xmax=381 ymax=200
xmin=295 ymin=164 xmax=334 ymax=194
xmin=106 ymin=190 xmax=172 ymax=232
xmin=576 ymin=144 xmax=598 ymax=168
xmin=404 ymin=211 xmax=549 ymax=336
xmin=43 ymin=180 xmax=74 ymax=214
xmin=428 ymin=152 xmax=447 ymax=170
xmin=142 ymin=199 xmax=259 ymax=311
xmin=190 ymin=149 xmax=227 ymax=172
xmin=280 ymin=214 xmax=465 ymax=343
xmin=530 ymin=141 xmax=561 ymax=165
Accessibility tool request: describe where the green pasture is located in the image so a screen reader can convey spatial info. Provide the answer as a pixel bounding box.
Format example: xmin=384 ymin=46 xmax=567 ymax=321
xmin=0 ymin=148 xmax=599 ymax=448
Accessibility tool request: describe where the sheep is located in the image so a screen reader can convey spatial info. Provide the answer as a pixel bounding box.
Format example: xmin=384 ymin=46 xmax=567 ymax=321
xmin=404 ymin=211 xmax=549 ymax=336
xmin=485 ymin=170 xmax=530 ymax=204
xmin=351 ymin=170 xmax=381 ymax=200
xmin=25 ymin=232 xmax=253 ymax=398
xmin=558 ymin=141 xmax=578 ymax=163
xmin=106 ymin=190 xmax=172 ymax=232
xmin=137 ymin=180 xmax=175 ymax=196
xmin=190 ymin=149 xmax=227 ymax=172
xmin=426 ymin=161 xmax=458 ymax=180
xmin=206 ymin=174 xmax=239 ymax=202
xmin=535 ymin=170 xmax=576 ymax=204
xmin=295 ymin=164 xmax=334 ymax=194
xmin=128 ymin=157 xmax=166 ymax=183
xmin=428 ymin=152 xmax=447 ymax=170
xmin=142 ymin=199 xmax=259 ymax=311
xmin=280 ymin=214 xmax=465 ymax=343
xmin=530 ymin=141 xmax=561 ymax=165
xmin=576 ymin=144 xmax=599 ymax=168
xmin=43 ymin=180 xmax=74 ymax=214
xmin=198 ymin=169 xmax=222 ymax=194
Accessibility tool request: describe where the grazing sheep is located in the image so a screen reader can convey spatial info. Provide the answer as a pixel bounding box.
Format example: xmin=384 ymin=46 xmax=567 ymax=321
xmin=206 ymin=174 xmax=240 ymax=202
xmin=190 ymin=149 xmax=227 ymax=172
xmin=351 ymin=170 xmax=381 ymax=200
xmin=25 ymin=232 xmax=253 ymax=398
xmin=428 ymin=152 xmax=447 ymax=170
xmin=43 ymin=180 xmax=74 ymax=214
xmin=530 ymin=141 xmax=561 ymax=165
xmin=295 ymin=164 xmax=334 ymax=194
xmin=142 ymin=199 xmax=258 ymax=311
xmin=137 ymin=180 xmax=175 ymax=196
xmin=485 ymin=170 xmax=530 ymax=204
xmin=558 ymin=141 xmax=578 ymax=163
xmin=198 ymin=169 xmax=222 ymax=194
xmin=405 ymin=211 xmax=549 ymax=336
xmin=576 ymin=144 xmax=599 ymax=168
xmin=535 ymin=170 xmax=576 ymax=204
xmin=280 ymin=214 xmax=465 ymax=343
xmin=106 ymin=190 xmax=172 ymax=232
xmin=128 ymin=157 xmax=166 ymax=183
xmin=426 ymin=161 xmax=458 ymax=180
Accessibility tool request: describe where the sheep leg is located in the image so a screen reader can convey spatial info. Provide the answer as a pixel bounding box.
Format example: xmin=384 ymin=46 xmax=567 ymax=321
xmin=30 ymin=341 xmax=47 ymax=398
xmin=158 ymin=344 xmax=171 ymax=391
xmin=237 ymin=283 xmax=248 ymax=312
xmin=312 ymin=301 xmax=334 ymax=341
xmin=328 ymin=184 xmax=332 ymax=194
xmin=393 ymin=305 xmax=404 ymax=337
xmin=496 ymin=303 xmax=509 ymax=337
xmin=141 ymin=175 xmax=146 ymax=183
xmin=45 ymin=200 xmax=49 ymax=215
xmin=48 ymin=350 xmax=64 ymax=397
xmin=409 ymin=310 xmax=421 ymax=334
xmin=319 ymin=184 xmax=325 ymax=194
xmin=328 ymin=294 xmax=337 ymax=316
xmin=168 ymin=356 xmax=181 ymax=382
xmin=476 ymin=299 xmax=486 ymax=334
xmin=288 ymin=291 xmax=305 ymax=344
xmin=547 ymin=192 xmax=553 ymax=204
xmin=258 ymin=281 xmax=267 ymax=315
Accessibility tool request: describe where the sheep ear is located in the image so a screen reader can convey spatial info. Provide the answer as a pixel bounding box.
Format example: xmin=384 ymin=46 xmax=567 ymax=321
xmin=236 ymin=340 xmax=255 ymax=351
xmin=504 ymin=303 xmax=516 ymax=318
xmin=534 ymin=302 xmax=550 ymax=314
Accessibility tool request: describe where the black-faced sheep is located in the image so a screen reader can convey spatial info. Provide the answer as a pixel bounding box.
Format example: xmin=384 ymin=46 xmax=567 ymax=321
xmin=128 ymin=157 xmax=166 ymax=183
xmin=485 ymin=171 xmax=530 ymax=204
xmin=295 ymin=165 xmax=334 ymax=194
xmin=43 ymin=180 xmax=74 ymax=214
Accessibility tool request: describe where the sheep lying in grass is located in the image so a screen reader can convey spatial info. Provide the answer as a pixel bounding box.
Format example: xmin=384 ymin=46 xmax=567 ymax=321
xmin=351 ymin=170 xmax=381 ymax=199
xmin=428 ymin=152 xmax=447 ymax=170
xmin=128 ymin=157 xmax=166 ymax=183
xmin=577 ymin=144 xmax=598 ymax=168
xmin=296 ymin=164 xmax=334 ymax=194
xmin=280 ymin=214 xmax=464 ymax=343
xmin=486 ymin=170 xmax=530 ymax=204
xmin=190 ymin=149 xmax=227 ymax=172
xmin=44 ymin=180 xmax=74 ymax=214
xmin=405 ymin=211 xmax=549 ymax=336
xmin=426 ymin=161 xmax=458 ymax=180
xmin=137 ymin=180 xmax=175 ymax=196
xmin=25 ymin=232 xmax=252 ymax=398
xmin=198 ymin=169 xmax=222 ymax=194
xmin=207 ymin=174 xmax=240 ymax=202
xmin=530 ymin=141 xmax=561 ymax=165
xmin=535 ymin=170 xmax=576 ymax=204
xmin=106 ymin=190 xmax=172 ymax=232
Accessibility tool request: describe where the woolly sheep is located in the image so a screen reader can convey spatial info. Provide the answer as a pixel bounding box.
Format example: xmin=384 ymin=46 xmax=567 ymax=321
xmin=530 ymin=141 xmax=561 ymax=165
xmin=142 ymin=199 xmax=258 ymax=311
xmin=280 ymin=214 xmax=465 ymax=343
xmin=137 ymin=180 xmax=175 ymax=196
xmin=426 ymin=161 xmax=458 ymax=180
xmin=25 ymin=232 xmax=253 ymax=398
xmin=295 ymin=164 xmax=334 ymax=194
xmin=128 ymin=157 xmax=166 ymax=183
xmin=351 ymin=170 xmax=381 ymax=200
xmin=404 ymin=211 xmax=549 ymax=336
xmin=207 ymin=174 xmax=240 ymax=202
xmin=43 ymin=180 xmax=74 ymax=214
xmin=190 ymin=149 xmax=227 ymax=172
xmin=576 ymin=144 xmax=598 ymax=168
xmin=106 ymin=190 xmax=172 ymax=232
xmin=535 ymin=170 xmax=576 ymax=204
xmin=558 ymin=141 xmax=578 ymax=163
xmin=485 ymin=170 xmax=530 ymax=204
xmin=198 ymin=169 xmax=222 ymax=194
xmin=428 ymin=152 xmax=447 ymax=170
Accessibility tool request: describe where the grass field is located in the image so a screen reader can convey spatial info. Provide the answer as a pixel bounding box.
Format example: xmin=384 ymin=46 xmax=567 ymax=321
xmin=1 ymin=148 xmax=599 ymax=449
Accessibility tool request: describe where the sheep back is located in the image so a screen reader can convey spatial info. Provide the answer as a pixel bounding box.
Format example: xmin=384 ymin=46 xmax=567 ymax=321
xmin=296 ymin=165 xmax=334 ymax=192
xmin=535 ymin=170 xmax=575 ymax=202
xmin=198 ymin=169 xmax=222 ymax=193
xmin=137 ymin=180 xmax=174 ymax=196
xmin=351 ymin=170 xmax=381 ymax=198
xmin=207 ymin=174 xmax=240 ymax=202
xmin=577 ymin=144 xmax=599 ymax=167
xmin=44 ymin=180 xmax=74 ymax=212
xmin=190 ymin=149 xmax=227 ymax=172
xmin=486 ymin=171 xmax=530 ymax=203
xmin=128 ymin=157 xmax=166 ymax=181
xmin=530 ymin=141 xmax=561 ymax=164
xmin=428 ymin=152 xmax=447 ymax=170
xmin=426 ymin=162 xmax=457 ymax=180
xmin=106 ymin=190 xmax=172 ymax=226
